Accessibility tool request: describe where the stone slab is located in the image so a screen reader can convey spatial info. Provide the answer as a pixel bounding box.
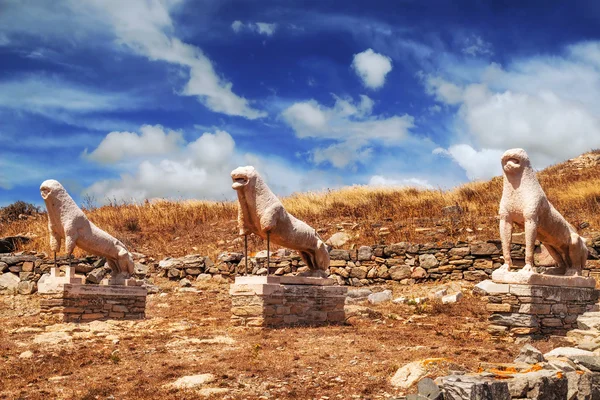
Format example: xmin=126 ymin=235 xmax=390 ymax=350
xmin=234 ymin=275 xmax=334 ymax=286
xmin=230 ymin=282 xmax=346 ymax=297
xmin=492 ymin=267 xmax=596 ymax=288
xmin=474 ymin=280 xmax=510 ymax=295
xmin=63 ymin=283 xmax=147 ymax=297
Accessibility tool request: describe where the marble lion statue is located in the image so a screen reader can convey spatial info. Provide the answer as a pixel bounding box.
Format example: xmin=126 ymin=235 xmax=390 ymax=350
xmin=40 ymin=179 xmax=134 ymax=276
xmin=231 ymin=166 xmax=330 ymax=272
xmin=498 ymin=148 xmax=588 ymax=276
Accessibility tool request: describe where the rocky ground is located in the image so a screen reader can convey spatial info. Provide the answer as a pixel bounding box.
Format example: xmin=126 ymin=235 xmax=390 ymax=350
xmin=0 ymin=279 xmax=570 ymax=400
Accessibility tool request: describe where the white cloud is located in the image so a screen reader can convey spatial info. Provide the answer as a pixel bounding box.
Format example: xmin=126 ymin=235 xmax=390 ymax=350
xmin=231 ymin=21 xmax=277 ymax=36
xmin=425 ymin=76 xmax=463 ymax=105
xmin=10 ymin=0 xmax=265 ymax=120
xmin=462 ymin=35 xmax=493 ymax=57
xmin=255 ymin=22 xmax=277 ymax=36
xmin=368 ymin=175 xmax=433 ymax=189
xmin=281 ymin=95 xmax=414 ymax=168
xmin=84 ymin=125 xmax=327 ymax=203
xmin=425 ymin=40 xmax=600 ymax=180
xmin=0 ymin=74 xmax=137 ymax=123
xmin=442 ymin=145 xmax=503 ymax=181
xmin=352 ymin=48 xmax=393 ymax=89
xmin=231 ymin=20 xmax=244 ymax=33
xmin=86 ymin=125 xmax=184 ymax=164
xmin=0 ymin=33 xmax=9 ymax=46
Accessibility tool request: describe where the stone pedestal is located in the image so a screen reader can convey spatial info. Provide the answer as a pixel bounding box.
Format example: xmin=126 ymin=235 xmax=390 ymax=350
xmin=477 ymin=278 xmax=599 ymax=336
xmin=39 ymin=267 xmax=147 ymax=322
xmin=230 ymin=275 xmax=348 ymax=327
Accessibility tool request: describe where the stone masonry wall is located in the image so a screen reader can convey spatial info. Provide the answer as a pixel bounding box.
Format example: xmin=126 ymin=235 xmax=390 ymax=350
xmin=3 ymin=234 xmax=600 ymax=293
xmin=230 ymin=284 xmax=347 ymax=327
xmin=480 ymin=283 xmax=599 ymax=336
xmin=40 ymin=284 xmax=147 ymax=322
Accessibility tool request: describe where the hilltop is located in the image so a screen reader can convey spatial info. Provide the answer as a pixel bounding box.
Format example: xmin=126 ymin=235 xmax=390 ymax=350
xmin=1 ymin=151 xmax=600 ymax=260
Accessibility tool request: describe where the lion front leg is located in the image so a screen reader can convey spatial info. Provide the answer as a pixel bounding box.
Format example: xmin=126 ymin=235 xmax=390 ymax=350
xmin=523 ymin=217 xmax=538 ymax=272
xmin=259 ymin=204 xmax=282 ymax=233
xmin=499 ymin=215 xmax=513 ymax=271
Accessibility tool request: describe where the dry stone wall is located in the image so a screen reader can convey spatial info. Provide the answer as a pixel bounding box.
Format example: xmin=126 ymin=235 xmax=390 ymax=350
xmin=40 ymin=284 xmax=147 ymax=322
xmin=2 ymin=237 xmax=600 ymax=293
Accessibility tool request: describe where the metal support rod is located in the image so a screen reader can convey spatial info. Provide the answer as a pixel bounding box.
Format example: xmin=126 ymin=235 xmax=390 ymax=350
xmin=266 ymin=231 xmax=270 ymax=276
xmin=244 ymin=234 xmax=248 ymax=276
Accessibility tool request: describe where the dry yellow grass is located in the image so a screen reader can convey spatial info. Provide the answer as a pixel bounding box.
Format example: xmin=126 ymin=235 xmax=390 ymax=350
xmin=2 ymin=153 xmax=600 ymax=259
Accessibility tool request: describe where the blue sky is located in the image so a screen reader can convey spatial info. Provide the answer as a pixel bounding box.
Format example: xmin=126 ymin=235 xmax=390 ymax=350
xmin=3 ymin=0 xmax=600 ymax=206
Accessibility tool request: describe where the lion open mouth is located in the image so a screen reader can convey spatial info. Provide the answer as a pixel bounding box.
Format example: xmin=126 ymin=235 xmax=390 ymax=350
xmin=231 ymin=175 xmax=249 ymax=190
xmin=40 ymin=187 xmax=51 ymax=200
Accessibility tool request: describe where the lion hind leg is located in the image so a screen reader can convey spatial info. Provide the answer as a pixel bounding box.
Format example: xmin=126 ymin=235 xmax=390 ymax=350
xmin=566 ymin=233 xmax=587 ymax=276
xmin=116 ymin=247 xmax=134 ymax=276
xmin=543 ymin=243 xmax=567 ymax=275
xmin=299 ymin=251 xmax=316 ymax=270
xmin=314 ymin=239 xmax=330 ymax=271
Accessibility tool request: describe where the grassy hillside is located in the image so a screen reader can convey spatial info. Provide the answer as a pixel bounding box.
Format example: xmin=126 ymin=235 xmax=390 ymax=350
xmin=2 ymin=152 xmax=600 ymax=260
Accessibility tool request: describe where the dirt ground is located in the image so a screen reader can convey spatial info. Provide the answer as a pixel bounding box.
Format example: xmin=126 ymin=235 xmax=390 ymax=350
xmin=0 ymin=280 xmax=569 ymax=400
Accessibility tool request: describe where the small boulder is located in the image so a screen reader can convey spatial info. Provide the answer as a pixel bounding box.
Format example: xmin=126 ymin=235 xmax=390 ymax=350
xmin=0 ymin=272 xmax=20 ymax=292
xmin=368 ymin=290 xmax=392 ymax=305
xmin=17 ymin=281 xmax=36 ymax=295
xmin=326 ymin=232 xmax=351 ymax=248
xmin=165 ymin=373 xmax=215 ymax=389
xmin=179 ymin=278 xmax=192 ymax=287
xmin=544 ymin=347 xmax=595 ymax=359
xmin=514 ymin=344 xmax=545 ymax=364
xmin=442 ymin=292 xmax=463 ymax=304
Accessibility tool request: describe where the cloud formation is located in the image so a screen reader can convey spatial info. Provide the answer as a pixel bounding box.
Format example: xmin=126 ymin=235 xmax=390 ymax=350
xmin=352 ymin=48 xmax=393 ymax=89
xmin=86 ymin=125 xmax=184 ymax=164
xmin=368 ymin=175 xmax=433 ymax=189
xmin=231 ymin=20 xmax=277 ymax=36
xmin=427 ymin=41 xmax=600 ymax=180
xmin=83 ymin=125 xmax=329 ymax=203
xmin=281 ymin=95 xmax=414 ymax=168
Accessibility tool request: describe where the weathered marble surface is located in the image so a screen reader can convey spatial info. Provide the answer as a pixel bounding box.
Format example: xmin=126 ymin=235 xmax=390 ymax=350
xmin=40 ymin=179 xmax=134 ymax=277
xmin=231 ymin=166 xmax=329 ymax=271
xmin=492 ymin=264 xmax=596 ymax=288
xmin=498 ymin=149 xmax=588 ymax=276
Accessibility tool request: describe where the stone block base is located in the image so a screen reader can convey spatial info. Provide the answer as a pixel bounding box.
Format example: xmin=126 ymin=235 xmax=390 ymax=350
xmin=40 ymin=283 xmax=147 ymax=322
xmin=478 ymin=280 xmax=599 ymax=336
xmin=230 ymin=276 xmax=347 ymax=327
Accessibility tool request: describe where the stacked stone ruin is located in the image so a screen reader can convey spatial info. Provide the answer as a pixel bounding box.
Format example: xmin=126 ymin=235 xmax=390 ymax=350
xmin=2 ymin=236 xmax=600 ymax=295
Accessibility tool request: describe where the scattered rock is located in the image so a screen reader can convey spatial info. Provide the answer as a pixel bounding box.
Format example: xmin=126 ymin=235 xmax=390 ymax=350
xmin=165 ymin=374 xmax=215 ymax=389
xmin=441 ymin=375 xmax=510 ymax=400
xmin=416 ymin=377 xmax=442 ymax=400
xmin=514 ymin=344 xmax=545 ymax=364
xmin=33 ymin=331 xmax=72 ymax=346
xmin=19 ymin=350 xmax=33 ymax=359
xmin=368 ymin=290 xmax=392 ymax=305
xmin=326 ymin=232 xmax=351 ymax=248
xmin=571 ymin=355 xmax=600 ymax=372
xmin=442 ymin=292 xmax=462 ymax=304
xmin=391 ymin=360 xmax=428 ymax=389
xmin=179 ymin=278 xmax=192 ymax=287
xmin=0 ymin=272 xmax=20 ymax=292
xmin=198 ymin=388 xmax=230 ymax=397
xmin=545 ymin=347 xmax=595 ymax=359
xmin=134 ymin=263 xmax=148 ymax=276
